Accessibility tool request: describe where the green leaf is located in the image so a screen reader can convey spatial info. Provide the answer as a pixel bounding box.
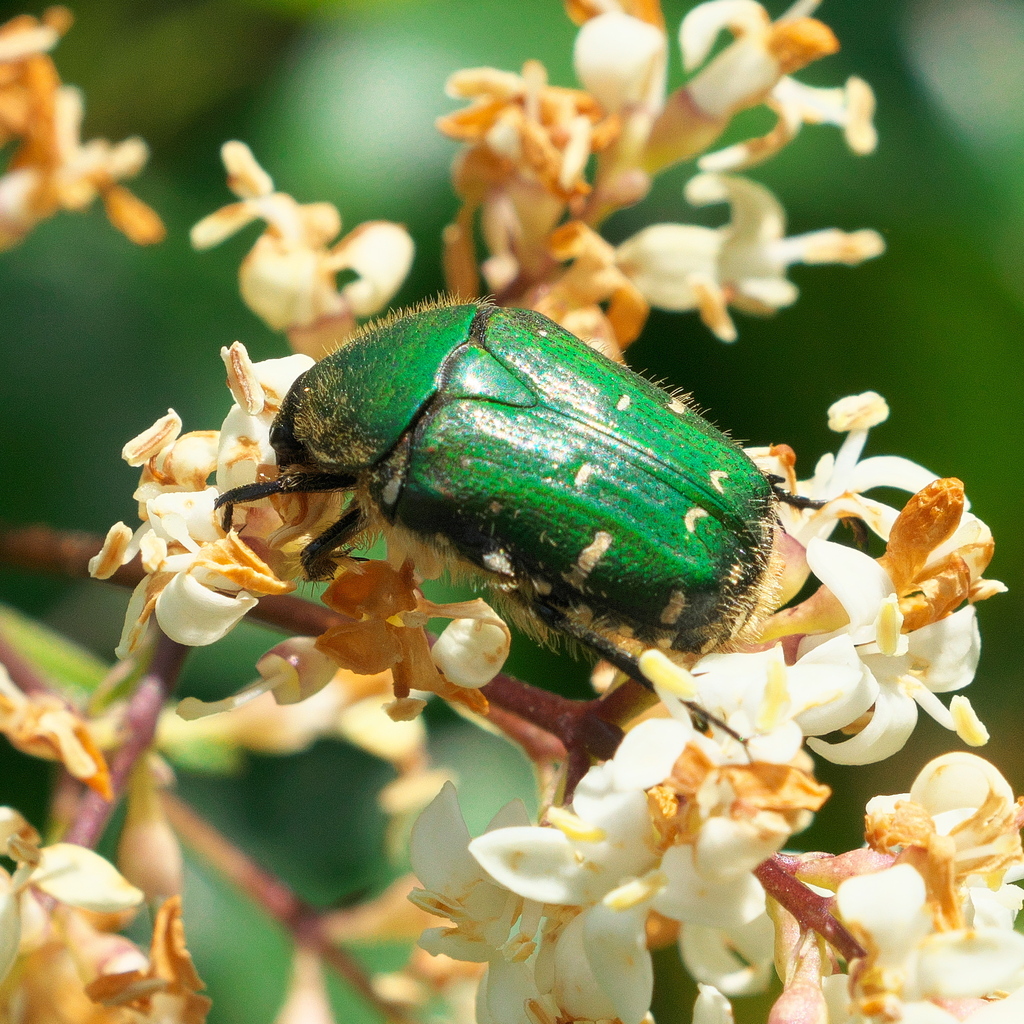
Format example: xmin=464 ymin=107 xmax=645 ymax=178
xmin=0 ymin=604 xmax=109 ymax=702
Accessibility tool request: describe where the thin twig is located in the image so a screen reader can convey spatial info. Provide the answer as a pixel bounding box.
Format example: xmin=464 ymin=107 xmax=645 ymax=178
xmin=163 ymin=792 xmax=411 ymax=1024
xmin=64 ymin=630 xmax=188 ymax=848
xmin=0 ymin=524 xmax=636 ymax=774
xmin=754 ymin=855 xmax=866 ymax=963
xmin=0 ymin=628 xmax=58 ymax=697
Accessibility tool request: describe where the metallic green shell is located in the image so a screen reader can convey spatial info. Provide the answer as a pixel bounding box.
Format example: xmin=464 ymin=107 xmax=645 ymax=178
xmin=291 ymin=303 xmax=776 ymax=653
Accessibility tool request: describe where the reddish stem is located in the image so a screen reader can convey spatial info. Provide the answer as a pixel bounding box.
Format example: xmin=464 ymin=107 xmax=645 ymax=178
xmin=64 ymin=630 xmax=188 ymax=848
xmin=755 ymin=855 xmax=865 ymax=963
xmin=163 ymin=792 xmax=410 ymax=1024
xmin=0 ymin=524 xmax=637 ymax=779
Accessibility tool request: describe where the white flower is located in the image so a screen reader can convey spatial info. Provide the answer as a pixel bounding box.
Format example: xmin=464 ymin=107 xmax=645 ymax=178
xmin=0 ymin=808 xmax=143 ymax=985
xmin=800 ymin=538 xmax=983 ymax=764
xmin=615 ymin=173 xmax=883 ymax=341
xmin=469 ymin=757 xmax=661 ymax=1024
xmin=191 ymin=142 xmax=413 ymax=349
xmin=410 ymin=783 xmax=537 ymax=964
xmin=836 ymin=864 xmax=1024 ymax=1016
xmin=90 ymin=344 xmax=308 ymax=657
xmin=680 ymin=914 xmax=775 ymax=996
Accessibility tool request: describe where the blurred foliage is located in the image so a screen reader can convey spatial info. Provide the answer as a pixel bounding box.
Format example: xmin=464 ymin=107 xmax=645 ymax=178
xmin=1 ymin=0 xmax=1022 ymax=1020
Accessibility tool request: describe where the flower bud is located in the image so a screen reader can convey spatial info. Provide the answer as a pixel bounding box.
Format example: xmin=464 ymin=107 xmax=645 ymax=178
xmin=430 ymin=616 xmax=511 ymax=688
xmin=574 ymin=12 xmax=666 ymax=114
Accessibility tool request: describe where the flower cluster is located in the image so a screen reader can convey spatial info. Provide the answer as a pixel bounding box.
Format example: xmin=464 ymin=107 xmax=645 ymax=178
xmin=397 ymin=390 xmax=1008 ymax=1024
xmin=0 ymin=7 xmax=164 ymax=248
xmin=411 ymin=749 xmax=1024 ymax=1024
xmin=0 ymin=806 xmax=209 ymax=1023
xmin=438 ymin=0 xmax=884 ymax=354
xmin=191 ymin=141 xmax=415 ymax=358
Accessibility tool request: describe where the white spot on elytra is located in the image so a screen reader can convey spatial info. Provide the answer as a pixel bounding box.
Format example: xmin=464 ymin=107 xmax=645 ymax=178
xmin=685 ymin=507 xmax=708 ymax=533
xmin=538 ymin=329 xmax=548 ymax=337
xmin=574 ymin=463 xmax=595 ymax=488
xmin=381 ymin=475 xmax=401 ymax=506
xmin=483 ymin=550 xmax=514 ymax=576
xmin=563 ymin=531 xmax=613 ymax=588
xmin=660 ymin=590 xmax=687 ymax=626
xmin=668 ymin=398 xmax=688 ymax=415
xmin=710 ymin=471 xmax=729 ymax=493
xmin=578 ymin=531 xmax=612 ymax=575
xmin=616 ymin=394 xmax=631 ymax=411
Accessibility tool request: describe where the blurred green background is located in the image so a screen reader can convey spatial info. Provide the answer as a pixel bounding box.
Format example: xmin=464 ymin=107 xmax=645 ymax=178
xmin=1 ymin=0 xmax=1022 ymax=1020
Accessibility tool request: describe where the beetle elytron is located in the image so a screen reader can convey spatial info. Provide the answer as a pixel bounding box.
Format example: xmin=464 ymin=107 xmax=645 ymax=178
xmin=217 ymin=302 xmax=780 ymax=677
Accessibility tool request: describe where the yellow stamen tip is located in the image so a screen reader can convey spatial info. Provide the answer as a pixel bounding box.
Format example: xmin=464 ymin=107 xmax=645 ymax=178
xmin=951 ymin=696 xmax=989 ymax=747
xmin=875 ymin=595 xmax=904 ymax=657
xmin=546 ymin=805 xmax=605 ymax=843
xmin=603 ymin=871 xmax=668 ymax=911
xmin=638 ymin=649 xmax=697 ymax=698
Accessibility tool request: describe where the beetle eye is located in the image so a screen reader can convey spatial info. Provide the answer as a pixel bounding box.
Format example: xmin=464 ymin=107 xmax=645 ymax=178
xmin=269 ymin=416 xmax=308 ymax=468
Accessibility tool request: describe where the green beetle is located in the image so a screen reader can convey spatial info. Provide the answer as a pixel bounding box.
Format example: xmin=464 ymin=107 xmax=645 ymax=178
xmin=218 ymin=302 xmax=779 ymax=668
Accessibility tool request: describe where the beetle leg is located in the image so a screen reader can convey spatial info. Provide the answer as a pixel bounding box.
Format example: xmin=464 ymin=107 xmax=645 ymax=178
xmin=533 ymin=601 xmax=748 ymax=746
xmin=215 ymin=472 xmax=357 ymax=531
xmin=532 ymin=601 xmax=653 ymax=691
xmin=766 ymin=474 xmax=825 ymax=510
xmin=300 ymin=505 xmax=365 ymax=581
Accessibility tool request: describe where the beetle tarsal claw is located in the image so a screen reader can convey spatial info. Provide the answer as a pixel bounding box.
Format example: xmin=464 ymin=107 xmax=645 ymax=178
xmin=766 ymin=473 xmax=825 ymax=510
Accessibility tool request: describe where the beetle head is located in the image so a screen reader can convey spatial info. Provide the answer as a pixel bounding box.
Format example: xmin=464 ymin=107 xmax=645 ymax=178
xmin=270 ymin=371 xmax=314 ymax=469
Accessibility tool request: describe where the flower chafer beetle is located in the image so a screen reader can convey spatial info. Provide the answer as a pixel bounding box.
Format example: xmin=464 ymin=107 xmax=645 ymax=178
xmin=217 ymin=302 xmax=781 ymax=681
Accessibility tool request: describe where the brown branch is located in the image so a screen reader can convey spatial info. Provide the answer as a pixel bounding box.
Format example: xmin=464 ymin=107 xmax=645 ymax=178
xmin=755 ymin=855 xmax=865 ymax=964
xmin=64 ymin=630 xmax=188 ymax=848
xmin=0 ymin=524 xmax=643 ymax=775
xmin=163 ymin=792 xmax=411 ymax=1024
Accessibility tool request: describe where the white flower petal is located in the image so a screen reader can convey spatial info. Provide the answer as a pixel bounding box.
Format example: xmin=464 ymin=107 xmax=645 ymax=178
xmin=836 ymin=864 xmax=931 ymax=964
xmin=789 ymin=634 xmax=877 ymax=736
xmin=154 ymin=573 xmax=258 ymax=647
xmin=553 ymin=911 xmax=619 ymax=1022
xmin=807 ymin=684 xmax=919 ymax=765
xmin=583 ymin=902 xmax=653 ymax=1024
xmin=805 ymin=536 xmax=895 ymax=634
xmin=909 ymin=928 xmax=1024 ymax=1000
xmin=616 ymin=223 xmax=720 ymax=310
xmin=968 ymin=884 xmax=1024 ymax=932
xmin=680 ymin=915 xmax=774 ymax=996
xmin=847 ymin=455 xmax=937 ymax=497
xmin=679 ymin=0 xmax=769 ymax=71
xmin=470 ymin=826 xmax=583 ymax=905
xmin=655 ymin=845 xmax=765 ymax=928
xmin=693 ymin=983 xmax=735 ymax=1024
xmin=409 ymin=782 xmax=478 ymax=894
xmin=0 ymin=889 xmax=21 ymax=986
xmin=695 ymin=815 xmax=789 ymax=879
xmin=335 ymin=222 xmax=415 ymax=317
xmin=909 ymin=752 xmax=1014 ymax=816
xmin=574 ymin=12 xmax=666 ymax=113
xmin=905 ymin=607 xmax=980 ymax=693
xmin=611 ymin=718 xmax=691 ymax=791
xmin=32 ymin=844 xmax=144 ymax=912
